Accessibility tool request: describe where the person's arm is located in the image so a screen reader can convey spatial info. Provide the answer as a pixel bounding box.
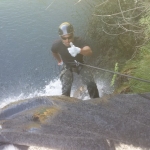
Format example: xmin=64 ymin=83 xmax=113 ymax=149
xmin=80 ymin=46 xmax=92 ymax=56
xmin=68 ymin=42 xmax=93 ymax=57
xmin=52 ymin=52 xmax=63 ymax=65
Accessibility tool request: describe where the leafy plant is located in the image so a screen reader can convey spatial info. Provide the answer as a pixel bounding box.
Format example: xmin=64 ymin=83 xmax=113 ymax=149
xmin=86 ymin=0 xmax=150 ymax=93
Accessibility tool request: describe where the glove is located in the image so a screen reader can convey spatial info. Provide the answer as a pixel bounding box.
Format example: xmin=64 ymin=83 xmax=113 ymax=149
xmin=58 ymin=61 xmax=63 ymax=65
xmin=68 ymin=42 xmax=81 ymax=57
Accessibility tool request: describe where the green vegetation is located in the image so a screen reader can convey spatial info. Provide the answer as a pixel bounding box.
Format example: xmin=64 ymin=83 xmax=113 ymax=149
xmin=124 ymin=9 xmax=150 ymax=93
xmin=87 ymin=0 xmax=150 ymax=94
xmin=111 ymin=62 xmax=118 ymax=87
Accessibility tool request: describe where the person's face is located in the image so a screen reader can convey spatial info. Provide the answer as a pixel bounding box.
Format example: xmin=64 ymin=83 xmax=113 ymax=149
xmin=60 ymin=33 xmax=74 ymax=47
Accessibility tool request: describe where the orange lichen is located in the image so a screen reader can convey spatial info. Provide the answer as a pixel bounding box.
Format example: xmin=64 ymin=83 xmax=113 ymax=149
xmin=33 ymin=106 xmax=60 ymax=123
xmin=50 ymin=95 xmax=80 ymax=102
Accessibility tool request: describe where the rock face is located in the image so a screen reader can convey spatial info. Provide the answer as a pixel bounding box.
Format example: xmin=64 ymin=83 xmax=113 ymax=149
xmin=0 ymin=94 xmax=150 ymax=150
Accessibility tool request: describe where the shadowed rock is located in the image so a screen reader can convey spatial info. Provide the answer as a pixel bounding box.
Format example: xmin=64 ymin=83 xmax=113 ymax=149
xmin=0 ymin=94 xmax=150 ymax=150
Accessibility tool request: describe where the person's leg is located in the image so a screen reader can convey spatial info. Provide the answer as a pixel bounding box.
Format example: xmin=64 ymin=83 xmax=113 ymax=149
xmin=60 ymin=66 xmax=73 ymax=96
xmin=80 ymin=66 xmax=99 ymax=98
xmin=86 ymin=81 xmax=99 ymax=98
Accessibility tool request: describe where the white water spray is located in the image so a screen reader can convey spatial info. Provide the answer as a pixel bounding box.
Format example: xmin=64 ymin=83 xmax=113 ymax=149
xmin=2 ymin=145 xmax=19 ymax=150
xmin=0 ymin=79 xmax=62 ymax=109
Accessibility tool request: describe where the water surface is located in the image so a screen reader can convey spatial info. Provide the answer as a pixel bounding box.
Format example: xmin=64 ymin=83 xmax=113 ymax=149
xmin=0 ymin=0 xmax=96 ymax=100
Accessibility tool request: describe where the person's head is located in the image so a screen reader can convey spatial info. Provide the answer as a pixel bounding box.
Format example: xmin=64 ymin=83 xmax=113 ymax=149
xmin=58 ymin=22 xmax=74 ymax=47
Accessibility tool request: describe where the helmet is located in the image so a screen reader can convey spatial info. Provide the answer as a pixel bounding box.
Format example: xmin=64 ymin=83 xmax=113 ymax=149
xmin=58 ymin=22 xmax=74 ymax=36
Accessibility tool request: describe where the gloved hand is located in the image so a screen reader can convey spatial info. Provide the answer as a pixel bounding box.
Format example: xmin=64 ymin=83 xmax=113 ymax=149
xmin=58 ymin=61 xmax=63 ymax=65
xmin=68 ymin=42 xmax=81 ymax=57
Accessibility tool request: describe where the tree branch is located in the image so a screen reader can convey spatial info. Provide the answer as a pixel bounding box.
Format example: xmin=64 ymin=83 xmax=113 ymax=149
xmin=93 ymin=6 xmax=146 ymax=17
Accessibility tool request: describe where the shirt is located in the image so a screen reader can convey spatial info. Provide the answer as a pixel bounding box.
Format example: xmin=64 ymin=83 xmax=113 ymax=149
xmin=51 ymin=37 xmax=89 ymax=67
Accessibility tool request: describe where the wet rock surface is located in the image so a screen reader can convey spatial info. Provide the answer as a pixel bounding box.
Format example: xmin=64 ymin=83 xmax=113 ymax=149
xmin=0 ymin=94 xmax=150 ymax=150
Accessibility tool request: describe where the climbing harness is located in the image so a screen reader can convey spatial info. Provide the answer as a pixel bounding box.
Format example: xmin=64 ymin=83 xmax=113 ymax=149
xmin=73 ymin=60 xmax=150 ymax=84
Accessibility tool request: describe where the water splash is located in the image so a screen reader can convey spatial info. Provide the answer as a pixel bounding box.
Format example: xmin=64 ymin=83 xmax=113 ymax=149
xmin=2 ymin=145 xmax=19 ymax=150
xmin=2 ymin=145 xmax=57 ymax=150
xmin=0 ymin=77 xmax=109 ymax=109
xmin=0 ymin=79 xmax=62 ymax=109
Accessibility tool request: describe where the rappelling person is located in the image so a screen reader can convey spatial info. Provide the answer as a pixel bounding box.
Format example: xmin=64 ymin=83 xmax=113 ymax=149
xmin=51 ymin=22 xmax=99 ymax=98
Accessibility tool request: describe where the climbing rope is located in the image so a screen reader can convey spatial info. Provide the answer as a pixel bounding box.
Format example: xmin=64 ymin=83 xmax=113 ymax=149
xmin=74 ymin=60 xmax=150 ymax=84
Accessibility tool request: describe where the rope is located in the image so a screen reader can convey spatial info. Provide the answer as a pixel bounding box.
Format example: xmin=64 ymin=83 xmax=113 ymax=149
xmin=73 ymin=60 xmax=150 ymax=84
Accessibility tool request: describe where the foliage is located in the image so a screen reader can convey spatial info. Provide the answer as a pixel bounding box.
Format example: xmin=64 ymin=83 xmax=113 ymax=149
xmin=115 ymin=4 xmax=150 ymax=94
xmin=125 ymin=10 xmax=150 ymax=93
xmin=129 ymin=55 xmax=150 ymax=93
xmin=111 ymin=62 xmax=118 ymax=87
xmin=86 ymin=0 xmax=150 ymax=93
xmin=87 ymin=0 xmax=145 ymax=67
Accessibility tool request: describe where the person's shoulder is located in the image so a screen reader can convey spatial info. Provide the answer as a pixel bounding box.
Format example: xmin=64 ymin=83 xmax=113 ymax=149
xmin=52 ymin=39 xmax=62 ymax=46
xmin=74 ymin=36 xmax=89 ymax=47
xmin=51 ymin=39 xmax=62 ymax=52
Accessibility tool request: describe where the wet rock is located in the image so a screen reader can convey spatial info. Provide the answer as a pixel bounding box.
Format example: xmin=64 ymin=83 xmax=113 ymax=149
xmin=0 ymin=94 xmax=150 ymax=150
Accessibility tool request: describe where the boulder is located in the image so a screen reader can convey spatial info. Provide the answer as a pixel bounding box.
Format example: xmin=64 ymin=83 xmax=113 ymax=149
xmin=0 ymin=94 xmax=150 ymax=150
